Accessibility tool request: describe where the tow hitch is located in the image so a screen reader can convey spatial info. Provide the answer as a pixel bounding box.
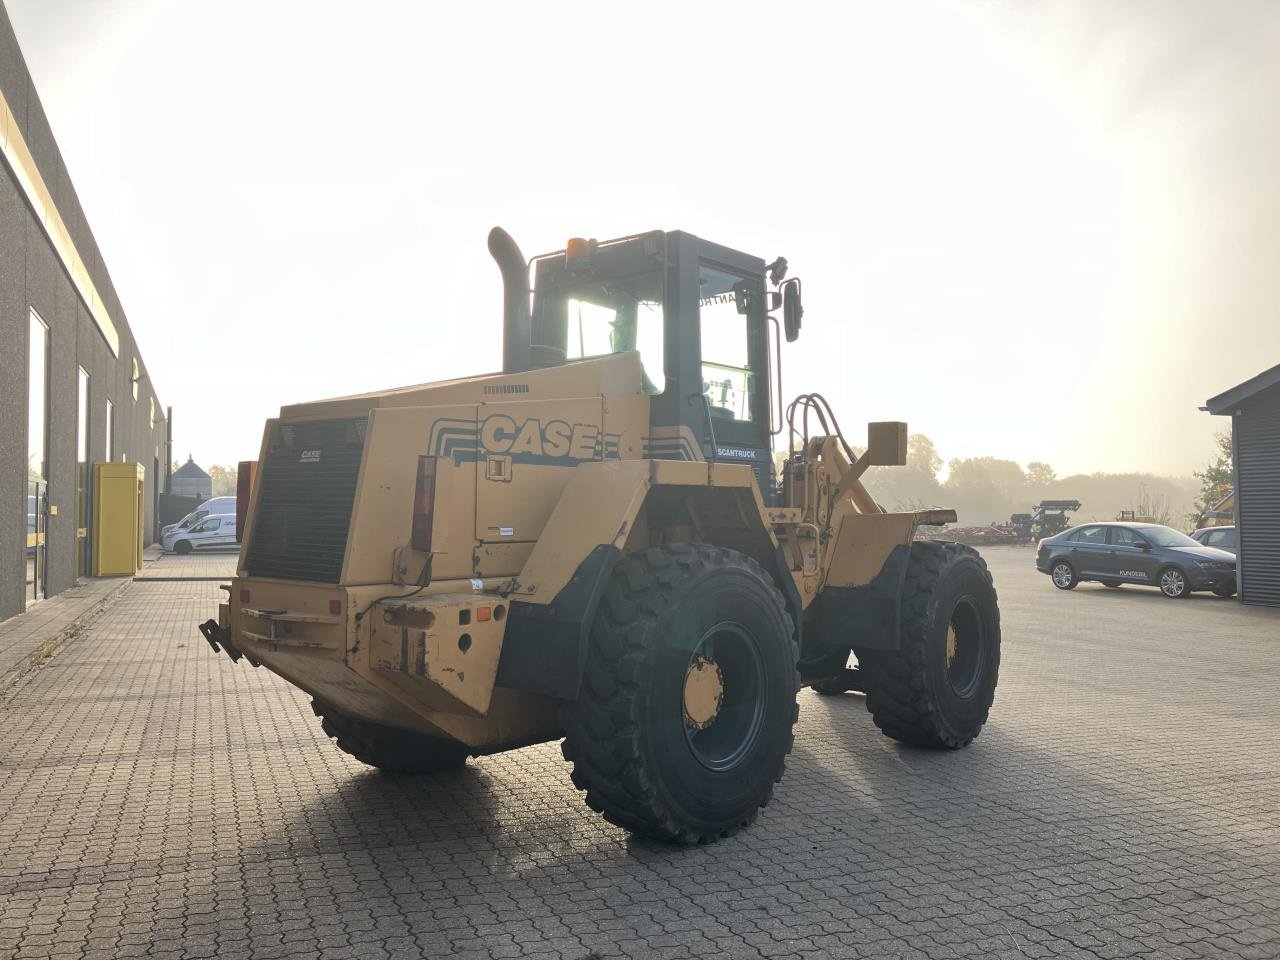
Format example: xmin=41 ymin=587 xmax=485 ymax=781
xmin=199 ymin=619 xmax=244 ymax=664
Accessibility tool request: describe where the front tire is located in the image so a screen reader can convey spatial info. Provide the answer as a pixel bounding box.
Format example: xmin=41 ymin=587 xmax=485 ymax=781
xmin=1159 ymin=566 xmax=1189 ymax=599
xmin=311 ymin=701 xmax=470 ymax=774
xmin=561 ymin=545 xmax=799 ymax=844
xmin=174 ymin=540 xmax=193 ymax=555
xmin=856 ymin=542 xmax=1001 ymax=749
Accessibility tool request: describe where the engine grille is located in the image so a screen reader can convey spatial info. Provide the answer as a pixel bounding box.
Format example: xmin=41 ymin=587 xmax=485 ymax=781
xmin=244 ymin=418 xmax=368 ymax=583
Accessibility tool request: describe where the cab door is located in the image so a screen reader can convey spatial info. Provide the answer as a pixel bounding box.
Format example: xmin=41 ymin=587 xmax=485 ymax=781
xmin=663 ymin=235 xmax=773 ymax=496
xmin=1069 ymin=525 xmax=1110 ymax=577
xmin=1107 ymin=526 xmax=1157 ymax=585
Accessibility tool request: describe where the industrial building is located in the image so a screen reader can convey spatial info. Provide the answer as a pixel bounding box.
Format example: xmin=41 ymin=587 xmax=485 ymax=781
xmin=1205 ymin=362 xmax=1280 ymax=607
xmin=1 ymin=4 xmax=168 ymax=621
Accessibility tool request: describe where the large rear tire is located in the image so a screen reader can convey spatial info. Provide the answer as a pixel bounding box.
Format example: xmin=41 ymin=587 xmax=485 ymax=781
xmin=311 ymin=700 xmax=470 ymax=775
xmin=855 ymin=541 xmax=1000 ymax=749
xmin=561 ymin=545 xmax=799 ymax=844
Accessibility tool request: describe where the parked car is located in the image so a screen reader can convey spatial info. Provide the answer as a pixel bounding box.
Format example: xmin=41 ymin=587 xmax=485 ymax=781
xmin=1191 ymin=525 xmax=1237 ymax=557
xmin=160 ymin=496 xmax=236 ymax=538
xmin=1036 ymin=521 xmax=1237 ymax=598
xmin=162 ymin=513 xmax=237 ymax=554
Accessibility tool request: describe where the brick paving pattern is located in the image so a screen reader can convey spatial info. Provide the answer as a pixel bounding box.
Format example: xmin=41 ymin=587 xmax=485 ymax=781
xmin=1 ymin=548 xmax=1278 ymax=959
xmin=0 ymin=577 xmax=130 ymax=688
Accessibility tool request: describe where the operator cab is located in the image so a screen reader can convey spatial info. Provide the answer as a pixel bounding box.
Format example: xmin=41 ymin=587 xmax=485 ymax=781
xmin=492 ymin=228 xmax=802 ymax=498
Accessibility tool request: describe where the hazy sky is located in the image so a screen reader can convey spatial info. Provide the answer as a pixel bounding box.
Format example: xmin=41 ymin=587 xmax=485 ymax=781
xmin=9 ymin=0 xmax=1279 ymax=476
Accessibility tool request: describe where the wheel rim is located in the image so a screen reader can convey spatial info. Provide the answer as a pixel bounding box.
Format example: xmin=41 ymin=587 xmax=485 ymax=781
xmin=1161 ymin=569 xmax=1185 ymax=596
xmin=682 ymin=622 xmax=765 ymax=772
xmin=1052 ymin=563 xmax=1073 ymax=588
xmin=945 ymin=597 xmax=985 ymax=698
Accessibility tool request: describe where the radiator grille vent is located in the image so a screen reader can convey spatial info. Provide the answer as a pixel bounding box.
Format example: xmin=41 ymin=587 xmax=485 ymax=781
xmin=244 ymin=418 xmax=367 ymax=583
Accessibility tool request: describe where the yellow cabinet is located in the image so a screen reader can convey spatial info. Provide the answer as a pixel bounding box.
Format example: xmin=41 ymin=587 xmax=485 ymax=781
xmin=92 ymin=462 xmax=144 ymax=576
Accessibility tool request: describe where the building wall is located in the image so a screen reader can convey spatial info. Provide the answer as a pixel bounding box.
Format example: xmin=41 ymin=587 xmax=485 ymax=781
xmin=1232 ymin=383 xmax=1280 ymax=607
xmin=0 ymin=3 xmax=167 ymax=623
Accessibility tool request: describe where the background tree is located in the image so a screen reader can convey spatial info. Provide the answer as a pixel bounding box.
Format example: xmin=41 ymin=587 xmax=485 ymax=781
xmin=907 ymin=434 xmax=942 ymax=479
xmin=1025 ymin=461 xmax=1056 ymax=487
xmin=864 ymin=432 xmax=946 ymax=511
xmin=206 ymin=464 xmax=238 ymax=497
xmin=1128 ymin=483 xmax=1173 ymax=526
xmin=1189 ymin=431 xmax=1232 ymax=526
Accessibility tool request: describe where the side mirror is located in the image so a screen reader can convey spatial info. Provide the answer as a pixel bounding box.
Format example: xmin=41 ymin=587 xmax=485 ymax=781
xmin=782 ymin=278 xmax=803 ymax=342
xmin=1134 ymin=540 xmax=1151 ymax=550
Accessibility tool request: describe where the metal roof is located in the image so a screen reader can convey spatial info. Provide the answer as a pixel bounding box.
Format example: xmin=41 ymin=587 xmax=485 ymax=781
xmin=172 ymin=457 xmax=210 ymax=480
xmin=1205 ymin=362 xmax=1280 ymax=415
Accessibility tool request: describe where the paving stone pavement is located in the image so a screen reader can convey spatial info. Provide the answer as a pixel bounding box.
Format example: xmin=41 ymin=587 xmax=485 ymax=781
xmin=0 ymin=576 xmax=130 ymax=688
xmin=1 ymin=548 xmax=1278 ymax=960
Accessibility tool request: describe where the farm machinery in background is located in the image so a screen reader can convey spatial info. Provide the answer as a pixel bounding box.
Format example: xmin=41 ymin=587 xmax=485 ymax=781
xmin=1012 ymin=500 xmax=1082 ymax=542
xmin=930 ymin=500 xmax=1082 ymax=546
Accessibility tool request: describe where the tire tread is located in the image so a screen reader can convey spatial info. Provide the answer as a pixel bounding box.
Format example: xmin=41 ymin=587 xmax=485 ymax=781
xmin=560 ymin=544 xmax=799 ymax=844
xmin=311 ymin=700 xmax=470 ymax=774
xmin=857 ymin=541 xmax=1000 ymax=749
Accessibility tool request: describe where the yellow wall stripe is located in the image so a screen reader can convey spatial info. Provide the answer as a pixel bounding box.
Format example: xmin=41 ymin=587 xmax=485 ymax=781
xmin=0 ymin=86 xmax=120 ymax=357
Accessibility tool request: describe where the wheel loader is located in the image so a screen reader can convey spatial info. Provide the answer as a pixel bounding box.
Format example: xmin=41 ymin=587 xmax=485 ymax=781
xmin=200 ymin=226 xmax=1001 ymax=844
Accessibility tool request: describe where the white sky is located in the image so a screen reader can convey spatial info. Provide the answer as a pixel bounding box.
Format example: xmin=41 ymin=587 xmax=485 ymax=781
xmin=9 ymin=0 xmax=1280 ymax=476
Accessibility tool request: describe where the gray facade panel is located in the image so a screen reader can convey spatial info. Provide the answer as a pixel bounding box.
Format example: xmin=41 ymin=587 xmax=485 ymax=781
xmin=0 ymin=166 xmax=25 ymax=620
xmin=0 ymin=2 xmax=168 ymax=623
xmin=0 ymin=5 xmax=25 ymax=139
xmin=1234 ymin=385 xmax=1280 ymax=607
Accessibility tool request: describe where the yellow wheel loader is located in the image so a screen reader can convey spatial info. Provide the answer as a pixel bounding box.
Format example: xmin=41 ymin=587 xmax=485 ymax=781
xmin=200 ymin=227 xmax=1001 ymax=843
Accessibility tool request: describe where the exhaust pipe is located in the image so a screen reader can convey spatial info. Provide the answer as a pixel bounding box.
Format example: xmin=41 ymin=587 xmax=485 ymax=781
xmin=488 ymin=226 xmax=531 ymax=374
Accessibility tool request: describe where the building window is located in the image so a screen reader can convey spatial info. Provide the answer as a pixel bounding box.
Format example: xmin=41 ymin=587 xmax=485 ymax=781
xmin=149 ymin=396 xmax=155 ymax=428
xmin=132 ymin=357 xmax=140 ymax=400
xmin=77 ymin=367 xmax=90 ymax=576
xmin=28 ymin=309 xmax=49 ymax=480
xmin=106 ymin=399 xmax=116 ymax=461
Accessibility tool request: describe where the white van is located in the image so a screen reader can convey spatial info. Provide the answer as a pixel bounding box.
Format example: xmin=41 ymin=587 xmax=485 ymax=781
xmin=163 ymin=513 xmax=238 ymax=554
xmin=160 ymin=496 xmax=236 ymax=538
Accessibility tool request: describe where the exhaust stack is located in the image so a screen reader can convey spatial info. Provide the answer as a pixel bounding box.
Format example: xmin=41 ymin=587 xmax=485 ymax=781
xmin=488 ymin=226 xmax=531 ymax=374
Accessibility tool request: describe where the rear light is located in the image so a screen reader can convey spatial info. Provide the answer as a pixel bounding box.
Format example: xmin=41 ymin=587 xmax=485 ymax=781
xmin=411 ymin=456 xmax=438 ymax=552
xmin=476 ymin=606 xmax=491 ymax=622
xmin=239 ymin=589 xmax=250 ymax=604
xmin=329 ymin=599 xmax=343 ymax=616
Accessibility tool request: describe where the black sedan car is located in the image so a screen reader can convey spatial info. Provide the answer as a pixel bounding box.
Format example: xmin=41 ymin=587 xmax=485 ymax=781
xmin=1036 ymin=522 xmax=1237 ymax=598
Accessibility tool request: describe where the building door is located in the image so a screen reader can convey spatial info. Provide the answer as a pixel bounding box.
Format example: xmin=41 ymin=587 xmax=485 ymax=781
xmin=27 ymin=309 xmax=50 ymax=605
xmin=77 ymin=367 xmax=91 ymax=577
xmin=25 ymin=481 xmax=47 ymax=602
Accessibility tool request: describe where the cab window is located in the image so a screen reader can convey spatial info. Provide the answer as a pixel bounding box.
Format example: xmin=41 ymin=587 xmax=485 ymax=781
xmin=556 ymin=271 xmax=665 ymax=394
xmin=192 ymin=518 xmax=222 ymax=533
xmin=1073 ymin=526 xmax=1107 ymax=544
xmin=699 ymin=265 xmax=761 ymax=424
xmin=1110 ymin=527 xmax=1147 ymax=547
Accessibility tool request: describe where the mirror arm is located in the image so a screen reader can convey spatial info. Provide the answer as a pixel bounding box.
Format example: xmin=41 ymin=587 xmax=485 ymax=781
xmin=768 ymin=316 xmax=783 ymax=437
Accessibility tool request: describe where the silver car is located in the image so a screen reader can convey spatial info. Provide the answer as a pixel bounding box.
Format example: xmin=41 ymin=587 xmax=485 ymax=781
xmin=160 ymin=496 xmax=237 ymax=539
xmin=163 ymin=513 xmax=238 ymax=555
xmin=1191 ymin=525 xmax=1237 ymax=557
